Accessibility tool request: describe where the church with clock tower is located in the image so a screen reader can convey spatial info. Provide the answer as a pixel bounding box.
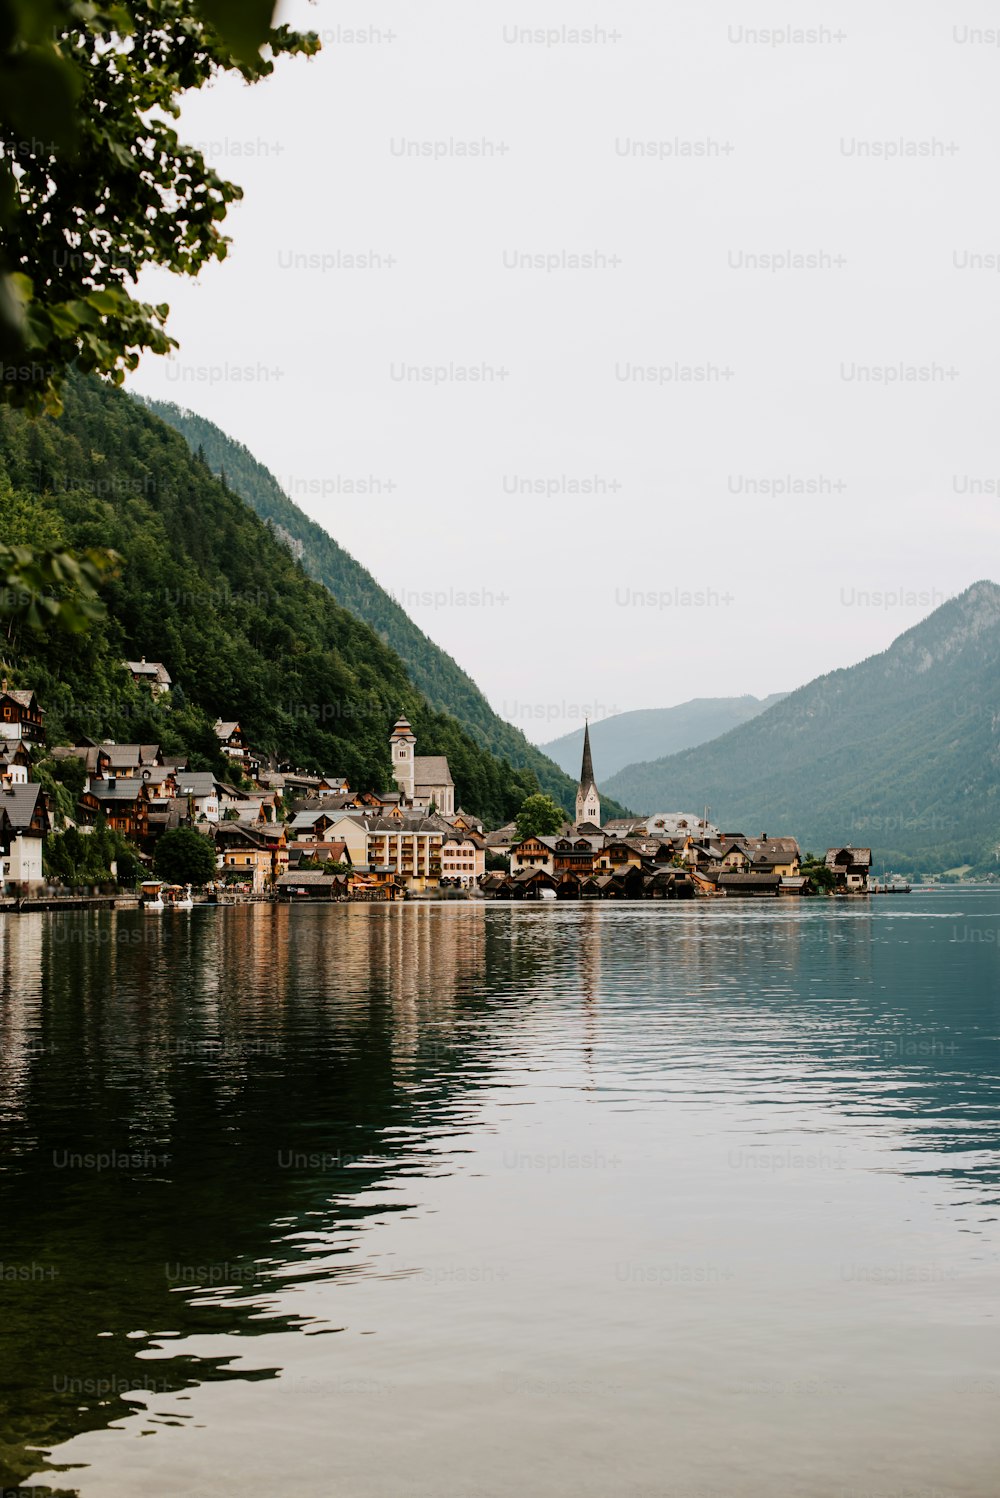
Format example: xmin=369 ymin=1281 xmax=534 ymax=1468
xmin=389 ymin=715 xmax=456 ymax=816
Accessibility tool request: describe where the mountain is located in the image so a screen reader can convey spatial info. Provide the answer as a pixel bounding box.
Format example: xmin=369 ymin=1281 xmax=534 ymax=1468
xmin=141 ymin=397 xmax=624 ymax=819
xmin=604 ymin=583 xmax=1000 ymax=874
xmin=0 ymin=372 xmax=550 ymax=825
xmin=540 ymin=696 xmax=787 ymax=779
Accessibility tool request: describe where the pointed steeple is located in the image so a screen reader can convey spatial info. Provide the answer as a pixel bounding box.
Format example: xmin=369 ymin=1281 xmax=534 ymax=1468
xmin=579 ymin=719 xmax=595 ymax=791
xmin=575 ymin=720 xmax=601 ymax=829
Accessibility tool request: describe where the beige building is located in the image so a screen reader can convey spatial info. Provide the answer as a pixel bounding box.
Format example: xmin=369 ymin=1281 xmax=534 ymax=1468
xmin=324 ymin=812 xmax=446 ymax=892
xmin=441 ymin=834 xmax=485 ymax=888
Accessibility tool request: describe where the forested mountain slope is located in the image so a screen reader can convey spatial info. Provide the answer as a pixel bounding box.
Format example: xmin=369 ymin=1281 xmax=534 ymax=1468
xmin=0 ymin=373 xmax=547 ymax=824
xmin=143 ymin=397 xmax=619 ymax=816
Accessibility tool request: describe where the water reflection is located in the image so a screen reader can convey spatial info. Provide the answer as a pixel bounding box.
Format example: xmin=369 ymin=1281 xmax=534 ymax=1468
xmin=0 ymin=894 xmax=997 ymax=1492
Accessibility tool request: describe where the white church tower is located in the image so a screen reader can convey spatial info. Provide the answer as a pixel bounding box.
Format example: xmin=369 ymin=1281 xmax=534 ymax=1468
xmin=576 ymin=720 xmax=602 ymax=828
xmin=390 ymin=715 xmax=416 ymax=801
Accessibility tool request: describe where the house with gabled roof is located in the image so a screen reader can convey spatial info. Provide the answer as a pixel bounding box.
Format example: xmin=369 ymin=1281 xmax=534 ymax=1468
xmin=0 ymin=680 xmax=45 ymax=744
xmin=825 ymin=846 xmax=872 ymax=891
xmin=0 ymin=783 xmax=50 ymax=888
xmin=0 ymin=740 xmax=31 ymax=787
xmin=214 ymin=719 xmax=261 ymax=778
xmin=214 ymin=821 xmax=287 ymax=891
xmin=124 ymin=657 xmax=172 ymax=695
xmin=173 ymin=770 xmax=220 ymax=823
xmin=78 ymin=779 xmax=152 ymax=840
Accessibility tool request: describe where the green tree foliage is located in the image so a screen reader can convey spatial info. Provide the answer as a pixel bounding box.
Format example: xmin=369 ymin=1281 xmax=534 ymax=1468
xmin=32 ymin=750 xmax=85 ymax=825
xmin=800 ymin=854 xmax=836 ymax=893
xmin=153 ymin=826 xmax=216 ymax=887
xmin=0 ymin=1 xmax=317 ymax=412
xmin=0 ymin=372 xmax=542 ymax=825
xmin=44 ymin=819 xmax=141 ymax=886
xmin=0 ymin=540 xmax=119 ymax=643
xmin=146 ymin=398 xmax=631 ymax=822
xmin=515 ymin=793 xmax=565 ymax=841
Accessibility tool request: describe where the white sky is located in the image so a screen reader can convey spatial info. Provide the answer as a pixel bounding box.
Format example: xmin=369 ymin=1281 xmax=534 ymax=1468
xmin=126 ymin=0 xmax=1000 ymax=743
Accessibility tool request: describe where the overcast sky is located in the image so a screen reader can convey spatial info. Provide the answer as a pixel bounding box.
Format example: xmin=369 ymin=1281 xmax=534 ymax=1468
xmin=127 ymin=0 xmax=999 ymax=744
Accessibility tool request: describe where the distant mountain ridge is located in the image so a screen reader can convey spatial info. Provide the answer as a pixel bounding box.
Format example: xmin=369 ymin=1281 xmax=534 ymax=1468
xmin=143 ymin=398 xmax=627 ymax=819
xmin=541 ymin=695 xmax=787 ymax=779
xmin=605 ymin=582 xmax=1000 ymax=874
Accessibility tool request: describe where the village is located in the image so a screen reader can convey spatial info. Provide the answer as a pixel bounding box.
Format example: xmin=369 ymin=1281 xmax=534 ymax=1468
xmin=0 ymin=667 xmax=874 ymax=904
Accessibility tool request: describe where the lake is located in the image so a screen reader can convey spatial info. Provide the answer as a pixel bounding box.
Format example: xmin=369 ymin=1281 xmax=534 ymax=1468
xmin=0 ymin=892 xmax=998 ymax=1497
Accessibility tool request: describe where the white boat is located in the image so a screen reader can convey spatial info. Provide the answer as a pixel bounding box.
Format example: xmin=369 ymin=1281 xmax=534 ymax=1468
xmin=140 ymin=880 xmax=164 ymax=912
xmin=164 ymin=883 xmax=194 ymax=910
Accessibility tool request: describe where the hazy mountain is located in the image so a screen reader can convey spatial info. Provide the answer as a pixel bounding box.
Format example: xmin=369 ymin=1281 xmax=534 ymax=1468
xmin=541 ymin=696 xmax=787 ymax=779
xmin=604 ymin=583 xmax=1000 ymax=874
xmin=143 ymin=397 xmax=627 ymax=819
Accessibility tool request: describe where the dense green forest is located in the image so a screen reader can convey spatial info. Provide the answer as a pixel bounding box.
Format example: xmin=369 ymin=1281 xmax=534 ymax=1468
xmin=0 ymin=373 xmax=551 ymax=825
xmin=143 ymin=397 xmax=626 ymax=819
xmin=606 ymin=581 xmax=1000 ymax=875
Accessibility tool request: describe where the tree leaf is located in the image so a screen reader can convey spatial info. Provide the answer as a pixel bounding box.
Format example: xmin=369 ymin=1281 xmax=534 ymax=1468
xmin=193 ymin=0 xmax=277 ymax=61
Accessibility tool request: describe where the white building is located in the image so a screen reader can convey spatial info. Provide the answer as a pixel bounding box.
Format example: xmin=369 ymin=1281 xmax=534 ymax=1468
xmin=0 ymin=784 xmax=49 ymax=891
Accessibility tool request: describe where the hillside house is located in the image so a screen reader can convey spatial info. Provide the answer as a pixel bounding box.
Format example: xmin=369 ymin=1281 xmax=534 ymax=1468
xmin=0 ymin=682 xmax=45 ymax=744
xmin=214 ymin=720 xmax=261 ymax=778
xmin=174 ymin=770 xmax=220 ymax=823
xmin=78 ymin=780 xmax=152 ymax=840
xmin=0 ymin=783 xmax=50 ymax=888
xmin=215 ymin=822 xmax=287 ymax=891
xmin=124 ymin=658 xmax=172 ymax=696
xmin=0 ymin=741 xmax=31 ymax=787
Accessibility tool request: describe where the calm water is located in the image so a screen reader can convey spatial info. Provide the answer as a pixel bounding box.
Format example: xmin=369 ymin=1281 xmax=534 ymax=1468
xmin=0 ymin=893 xmax=998 ymax=1498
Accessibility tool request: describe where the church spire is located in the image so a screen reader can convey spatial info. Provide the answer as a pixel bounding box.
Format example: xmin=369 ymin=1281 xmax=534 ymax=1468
xmin=575 ymin=720 xmax=601 ymax=828
xmin=580 ymin=719 xmax=595 ymax=791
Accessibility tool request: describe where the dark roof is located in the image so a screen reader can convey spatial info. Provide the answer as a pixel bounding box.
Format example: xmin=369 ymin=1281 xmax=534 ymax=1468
xmin=86 ymin=781 xmax=146 ymax=802
xmin=718 ymin=872 xmax=782 ymax=888
xmin=0 ymin=783 xmax=47 ymax=829
xmin=175 ymin=772 xmax=218 ymax=795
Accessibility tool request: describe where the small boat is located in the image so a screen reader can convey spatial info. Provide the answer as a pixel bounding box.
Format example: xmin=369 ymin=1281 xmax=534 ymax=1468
xmin=164 ymin=883 xmax=194 ymax=910
xmin=140 ymin=880 xmax=164 ymax=912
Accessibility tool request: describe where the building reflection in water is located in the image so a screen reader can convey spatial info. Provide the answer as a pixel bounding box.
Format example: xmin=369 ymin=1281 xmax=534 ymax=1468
xmin=0 ymin=897 xmax=994 ymax=1493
